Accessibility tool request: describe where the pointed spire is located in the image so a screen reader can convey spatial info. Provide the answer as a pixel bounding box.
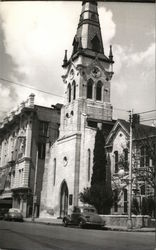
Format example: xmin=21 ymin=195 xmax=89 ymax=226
xmin=82 ymin=0 xmax=97 ymax=6
xmin=62 ymin=50 xmax=68 ymax=67
xmin=109 ymin=45 xmax=113 ymax=62
xmin=67 ymin=0 xmax=111 ymax=64
xmin=70 ymin=0 xmax=106 ymax=59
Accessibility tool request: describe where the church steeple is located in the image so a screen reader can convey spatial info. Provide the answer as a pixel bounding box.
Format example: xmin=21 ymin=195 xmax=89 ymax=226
xmin=61 ymin=0 xmax=114 ymax=138
xmin=69 ymin=0 xmax=110 ymax=63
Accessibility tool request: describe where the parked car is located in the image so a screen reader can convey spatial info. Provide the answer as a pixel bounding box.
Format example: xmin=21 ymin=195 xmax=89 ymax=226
xmin=4 ymin=208 xmax=23 ymax=222
xmin=0 ymin=208 xmax=8 ymax=220
xmin=62 ymin=206 xmax=104 ymax=228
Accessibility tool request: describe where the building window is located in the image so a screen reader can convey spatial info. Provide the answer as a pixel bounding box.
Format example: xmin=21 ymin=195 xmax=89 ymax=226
xmin=145 ymin=146 xmax=149 ymax=166
xmin=63 ymin=156 xmax=68 ymax=167
xmin=87 ymin=79 xmax=93 ymax=99
xmin=114 ymin=189 xmax=118 ymax=212
xmin=72 ymin=80 xmax=76 ymax=100
xmin=11 ymin=171 xmax=15 ymax=188
xmin=140 ymin=146 xmax=144 ymax=167
xmin=69 ymin=194 xmax=73 ymax=206
xmin=152 ymin=143 xmax=156 ymax=166
xmin=140 ymin=146 xmax=149 ymax=167
xmin=141 ymin=185 xmax=145 ymax=195
xmin=123 ymin=148 xmax=128 ymax=171
xmin=96 ymin=81 xmax=102 ymax=101
xmin=114 ymin=151 xmax=118 ymax=173
xmin=72 ymin=37 xmax=79 ymax=55
xmin=53 ymin=158 xmax=56 ymax=186
xmin=87 ymin=120 xmax=97 ymax=128
xmin=19 ymin=169 xmax=22 ymax=186
xmin=39 ymin=121 xmax=48 ymax=137
xmin=124 ymin=189 xmax=128 ymax=213
xmin=68 ymin=83 xmax=71 ymax=103
xmin=91 ymin=13 xmax=97 ymax=21
xmin=91 ymin=35 xmax=101 ymax=52
xmin=87 ymin=149 xmax=91 ymax=181
xmin=0 ymin=145 xmax=1 ymax=164
xmin=38 ymin=143 xmax=46 ymax=159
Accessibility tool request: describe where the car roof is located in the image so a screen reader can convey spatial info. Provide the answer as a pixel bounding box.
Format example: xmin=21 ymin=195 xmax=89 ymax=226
xmin=77 ymin=206 xmax=96 ymax=209
xmin=9 ymin=208 xmax=21 ymax=213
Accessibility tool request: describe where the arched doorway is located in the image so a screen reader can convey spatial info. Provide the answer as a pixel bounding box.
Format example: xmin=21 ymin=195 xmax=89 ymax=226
xmin=60 ymin=181 xmax=69 ymax=218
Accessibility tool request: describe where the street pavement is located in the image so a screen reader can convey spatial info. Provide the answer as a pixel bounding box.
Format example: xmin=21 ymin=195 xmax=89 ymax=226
xmin=0 ymin=220 xmax=155 ymax=250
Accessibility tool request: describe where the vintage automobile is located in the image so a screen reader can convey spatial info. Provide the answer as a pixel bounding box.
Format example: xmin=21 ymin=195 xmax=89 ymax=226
xmin=62 ymin=206 xmax=104 ymax=228
xmin=4 ymin=208 xmax=23 ymax=222
xmin=0 ymin=208 xmax=8 ymax=220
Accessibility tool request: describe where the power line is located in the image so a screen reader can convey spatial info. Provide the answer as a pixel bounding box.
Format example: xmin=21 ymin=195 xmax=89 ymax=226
xmin=113 ymin=107 xmax=129 ymax=112
xmin=137 ymin=110 xmax=156 ymax=115
xmin=140 ymin=118 xmax=156 ymax=122
xmin=0 ymin=77 xmax=65 ymax=99
xmin=0 ymin=76 xmax=155 ymax=116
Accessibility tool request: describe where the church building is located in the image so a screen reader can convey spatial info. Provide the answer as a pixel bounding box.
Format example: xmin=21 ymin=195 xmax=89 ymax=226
xmin=40 ymin=0 xmax=115 ymax=218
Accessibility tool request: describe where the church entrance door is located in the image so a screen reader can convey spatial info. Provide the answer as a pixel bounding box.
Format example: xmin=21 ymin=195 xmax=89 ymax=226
xmin=60 ymin=181 xmax=68 ymax=218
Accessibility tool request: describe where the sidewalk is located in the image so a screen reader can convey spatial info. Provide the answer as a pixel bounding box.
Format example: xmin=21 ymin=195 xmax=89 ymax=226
xmin=24 ymin=217 xmax=155 ymax=232
xmin=24 ymin=217 xmax=62 ymax=226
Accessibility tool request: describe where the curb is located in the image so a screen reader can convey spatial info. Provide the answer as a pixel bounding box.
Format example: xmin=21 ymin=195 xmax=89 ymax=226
xmin=24 ymin=220 xmax=63 ymax=226
xmin=24 ymin=220 xmax=155 ymax=232
xmin=104 ymin=226 xmax=155 ymax=232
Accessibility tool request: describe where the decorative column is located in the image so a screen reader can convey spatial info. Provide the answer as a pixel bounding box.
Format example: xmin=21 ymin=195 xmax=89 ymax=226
xmin=28 ymin=93 xmax=35 ymax=108
xmin=25 ymin=120 xmax=32 ymax=158
xmin=24 ymin=119 xmax=32 ymax=188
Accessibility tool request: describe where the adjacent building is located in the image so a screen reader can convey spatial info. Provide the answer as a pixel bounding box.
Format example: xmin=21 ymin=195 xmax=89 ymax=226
xmin=0 ymin=94 xmax=61 ymax=217
xmin=106 ymin=119 xmax=156 ymax=216
xmin=40 ymin=0 xmax=115 ymax=218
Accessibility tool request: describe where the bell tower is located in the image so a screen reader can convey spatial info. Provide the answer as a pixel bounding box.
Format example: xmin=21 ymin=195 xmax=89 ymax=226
xmin=60 ymin=0 xmax=114 ymax=138
xmin=40 ymin=0 xmax=116 ymax=218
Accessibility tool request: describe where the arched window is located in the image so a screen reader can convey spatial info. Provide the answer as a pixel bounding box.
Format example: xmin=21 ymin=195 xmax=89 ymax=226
xmin=87 ymin=79 xmax=93 ymax=99
xmin=141 ymin=185 xmax=145 ymax=195
xmin=68 ymin=84 xmax=71 ymax=103
xmin=114 ymin=189 xmax=118 ymax=212
xmin=87 ymin=149 xmax=91 ymax=181
xmin=124 ymin=189 xmax=128 ymax=213
xmin=123 ymin=148 xmax=128 ymax=171
xmin=53 ymin=158 xmax=56 ymax=185
xmin=114 ymin=151 xmax=118 ymax=173
xmin=96 ymin=81 xmax=102 ymax=101
xmin=72 ymin=80 xmax=76 ymax=100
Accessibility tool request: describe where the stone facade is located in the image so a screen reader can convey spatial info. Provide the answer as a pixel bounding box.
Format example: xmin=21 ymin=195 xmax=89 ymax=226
xmin=40 ymin=0 xmax=115 ymax=218
xmin=0 ymin=94 xmax=61 ymax=217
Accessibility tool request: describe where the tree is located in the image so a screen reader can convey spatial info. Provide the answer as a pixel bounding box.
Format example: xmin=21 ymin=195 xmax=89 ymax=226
xmin=80 ymin=128 xmax=113 ymax=214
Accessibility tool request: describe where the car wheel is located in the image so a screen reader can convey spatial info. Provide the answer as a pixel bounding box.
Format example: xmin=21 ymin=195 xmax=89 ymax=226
xmin=63 ymin=219 xmax=68 ymax=227
xmin=79 ymin=220 xmax=85 ymax=229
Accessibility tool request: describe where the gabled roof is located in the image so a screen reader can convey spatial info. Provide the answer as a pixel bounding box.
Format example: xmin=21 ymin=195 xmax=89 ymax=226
xmin=106 ymin=119 xmax=156 ymax=146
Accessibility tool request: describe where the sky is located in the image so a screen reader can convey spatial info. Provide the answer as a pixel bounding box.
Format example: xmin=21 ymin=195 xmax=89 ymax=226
xmin=0 ymin=1 xmax=155 ymax=124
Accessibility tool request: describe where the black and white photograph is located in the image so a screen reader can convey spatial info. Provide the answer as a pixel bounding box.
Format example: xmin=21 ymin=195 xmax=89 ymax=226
xmin=0 ymin=0 xmax=155 ymax=249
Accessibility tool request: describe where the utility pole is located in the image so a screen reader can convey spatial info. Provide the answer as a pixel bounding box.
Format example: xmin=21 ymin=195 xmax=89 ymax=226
xmin=127 ymin=109 xmax=133 ymax=229
xmin=154 ymin=143 xmax=156 ymax=245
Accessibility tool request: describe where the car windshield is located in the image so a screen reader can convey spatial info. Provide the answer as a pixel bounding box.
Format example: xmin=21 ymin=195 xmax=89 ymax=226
xmin=82 ymin=208 xmax=96 ymax=213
